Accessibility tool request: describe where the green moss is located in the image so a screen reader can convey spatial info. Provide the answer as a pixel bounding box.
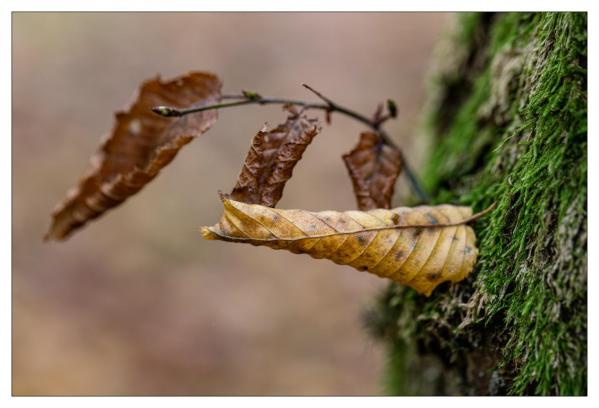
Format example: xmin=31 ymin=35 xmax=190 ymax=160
xmin=371 ymin=13 xmax=587 ymax=395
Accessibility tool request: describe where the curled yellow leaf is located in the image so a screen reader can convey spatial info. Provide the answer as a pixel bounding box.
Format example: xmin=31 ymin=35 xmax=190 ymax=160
xmin=202 ymin=198 xmax=484 ymax=296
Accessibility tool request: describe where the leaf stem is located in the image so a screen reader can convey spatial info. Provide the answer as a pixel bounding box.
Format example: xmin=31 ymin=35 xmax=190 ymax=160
xmin=152 ymin=88 xmax=430 ymax=203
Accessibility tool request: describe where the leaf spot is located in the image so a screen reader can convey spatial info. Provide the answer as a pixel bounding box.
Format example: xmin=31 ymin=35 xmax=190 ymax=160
xmin=129 ymin=119 xmax=142 ymax=135
xmin=425 ymin=212 xmax=439 ymax=225
xmin=427 ymin=272 xmax=440 ymax=281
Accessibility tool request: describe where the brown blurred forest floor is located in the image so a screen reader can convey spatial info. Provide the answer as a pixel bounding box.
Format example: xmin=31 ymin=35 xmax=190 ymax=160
xmin=12 ymin=12 xmax=449 ymax=395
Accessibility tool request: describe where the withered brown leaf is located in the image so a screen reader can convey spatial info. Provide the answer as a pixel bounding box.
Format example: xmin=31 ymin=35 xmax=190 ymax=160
xmin=202 ymin=198 xmax=484 ymax=296
xmin=230 ymin=105 xmax=321 ymax=207
xmin=342 ymin=132 xmax=402 ymax=210
xmin=45 ymin=72 xmax=222 ymax=241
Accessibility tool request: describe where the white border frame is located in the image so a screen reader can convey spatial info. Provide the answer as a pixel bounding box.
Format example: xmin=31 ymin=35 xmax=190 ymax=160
xmin=3 ymin=1 xmax=594 ymax=406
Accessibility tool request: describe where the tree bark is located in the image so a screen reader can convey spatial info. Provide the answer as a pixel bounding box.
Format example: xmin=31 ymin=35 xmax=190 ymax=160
xmin=366 ymin=12 xmax=587 ymax=396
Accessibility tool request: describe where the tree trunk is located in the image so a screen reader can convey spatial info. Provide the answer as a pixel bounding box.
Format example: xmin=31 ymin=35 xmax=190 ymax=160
xmin=366 ymin=12 xmax=587 ymax=396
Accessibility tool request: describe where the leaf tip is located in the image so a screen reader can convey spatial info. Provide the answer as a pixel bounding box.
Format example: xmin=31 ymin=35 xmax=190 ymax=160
xmin=200 ymin=226 xmax=218 ymax=240
xmin=43 ymin=218 xmax=69 ymax=242
xmin=42 ymin=230 xmax=53 ymax=243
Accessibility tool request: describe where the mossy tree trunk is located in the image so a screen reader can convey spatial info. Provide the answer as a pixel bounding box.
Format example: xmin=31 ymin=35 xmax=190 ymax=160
xmin=367 ymin=12 xmax=587 ymax=396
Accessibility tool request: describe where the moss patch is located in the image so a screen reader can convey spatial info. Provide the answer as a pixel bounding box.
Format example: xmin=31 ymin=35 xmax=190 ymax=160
xmin=368 ymin=12 xmax=587 ymax=395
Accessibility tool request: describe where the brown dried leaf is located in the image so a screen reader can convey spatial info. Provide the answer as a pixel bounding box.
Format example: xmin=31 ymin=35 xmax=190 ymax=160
xmin=45 ymin=72 xmax=222 ymax=241
xmin=230 ymin=106 xmax=321 ymax=207
xmin=202 ymin=198 xmax=483 ymax=296
xmin=342 ymin=132 xmax=402 ymax=210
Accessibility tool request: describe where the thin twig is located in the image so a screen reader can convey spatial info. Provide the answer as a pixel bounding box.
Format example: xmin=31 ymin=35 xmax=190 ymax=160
xmin=301 ymin=83 xmax=334 ymax=105
xmin=152 ymin=87 xmax=430 ymax=203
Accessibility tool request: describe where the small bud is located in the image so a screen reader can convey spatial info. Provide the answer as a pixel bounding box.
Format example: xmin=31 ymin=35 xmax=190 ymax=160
xmin=151 ymin=106 xmax=181 ymax=117
xmin=242 ymin=90 xmax=262 ymax=101
xmin=386 ymin=99 xmax=398 ymax=118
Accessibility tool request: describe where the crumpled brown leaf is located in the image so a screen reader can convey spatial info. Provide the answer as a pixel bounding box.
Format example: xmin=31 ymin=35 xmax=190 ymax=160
xmin=231 ymin=105 xmax=321 ymax=207
xmin=202 ymin=198 xmax=482 ymax=296
xmin=342 ymin=131 xmax=402 ymax=210
xmin=45 ymin=72 xmax=222 ymax=241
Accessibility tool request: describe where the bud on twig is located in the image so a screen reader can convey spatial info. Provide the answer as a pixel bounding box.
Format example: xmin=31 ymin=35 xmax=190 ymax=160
xmin=242 ymin=90 xmax=263 ymax=101
xmin=386 ymin=99 xmax=398 ymax=118
xmin=152 ymin=106 xmax=182 ymax=117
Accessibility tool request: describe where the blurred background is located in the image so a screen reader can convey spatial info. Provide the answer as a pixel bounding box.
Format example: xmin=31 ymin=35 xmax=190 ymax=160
xmin=12 ymin=13 xmax=450 ymax=395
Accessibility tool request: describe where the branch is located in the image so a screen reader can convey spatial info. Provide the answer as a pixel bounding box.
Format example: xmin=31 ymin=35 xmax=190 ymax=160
xmin=152 ymin=87 xmax=430 ymax=203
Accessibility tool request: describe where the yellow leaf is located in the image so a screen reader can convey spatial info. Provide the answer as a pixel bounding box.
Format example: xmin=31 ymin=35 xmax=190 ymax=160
xmin=202 ymin=198 xmax=486 ymax=296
